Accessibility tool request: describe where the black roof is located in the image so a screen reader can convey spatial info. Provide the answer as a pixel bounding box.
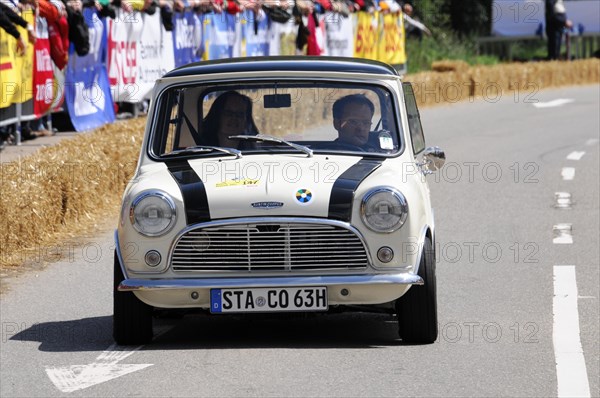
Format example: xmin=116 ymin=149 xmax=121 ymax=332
xmin=163 ymin=56 xmax=399 ymax=78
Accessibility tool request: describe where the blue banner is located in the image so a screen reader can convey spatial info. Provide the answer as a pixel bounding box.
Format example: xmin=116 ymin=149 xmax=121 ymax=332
xmin=64 ymin=9 xmax=115 ymax=131
xmin=173 ymin=11 xmax=203 ymax=67
xmin=206 ymin=13 xmax=237 ymax=60
xmin=243 ymin=12 xmax=270 ymax=57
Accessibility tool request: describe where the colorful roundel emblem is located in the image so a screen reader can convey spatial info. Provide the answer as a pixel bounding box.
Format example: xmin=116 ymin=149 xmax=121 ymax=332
xmin=295 ymin=189 xmax=312 ymax=204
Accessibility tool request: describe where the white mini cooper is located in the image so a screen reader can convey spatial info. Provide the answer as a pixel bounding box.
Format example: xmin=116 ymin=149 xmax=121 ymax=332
xmin=114 ymin=57 xmax=445 ymax=345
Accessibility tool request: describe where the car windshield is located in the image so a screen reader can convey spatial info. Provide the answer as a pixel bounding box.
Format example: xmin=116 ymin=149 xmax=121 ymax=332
xmin=152 ymin=81 xmax=401 ymax=158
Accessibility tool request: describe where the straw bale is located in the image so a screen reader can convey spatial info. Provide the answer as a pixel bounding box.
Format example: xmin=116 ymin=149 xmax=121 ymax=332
xmin=431 ymin=60 xmax=469 ymax=73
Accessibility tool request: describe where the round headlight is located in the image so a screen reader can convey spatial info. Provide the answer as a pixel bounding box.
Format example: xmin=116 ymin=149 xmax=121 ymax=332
xmin=360 ymin=188 xmax=408 ymax=233
xmin=129 ymin=191 xmax=176 ymax=236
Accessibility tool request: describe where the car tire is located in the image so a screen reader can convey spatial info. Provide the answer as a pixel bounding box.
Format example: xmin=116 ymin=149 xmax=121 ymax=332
xmin=113 ymin=252 xmax=153 ymax=345
xmin=396 ymin=237 xmax=438 ymax=344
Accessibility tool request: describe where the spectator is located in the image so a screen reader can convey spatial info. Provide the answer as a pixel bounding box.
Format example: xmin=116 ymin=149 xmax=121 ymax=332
xmin=0 ymin=2 xmax=36 ymax=55
xmin=545 ymin=0 xmax=572 ymax=60
xmin=403 ymin=3 xmax=431 ymax=40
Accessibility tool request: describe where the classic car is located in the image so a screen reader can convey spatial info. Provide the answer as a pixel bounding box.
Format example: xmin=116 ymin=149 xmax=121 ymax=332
xmin=114 ymin=56 xmax=445 ymax=345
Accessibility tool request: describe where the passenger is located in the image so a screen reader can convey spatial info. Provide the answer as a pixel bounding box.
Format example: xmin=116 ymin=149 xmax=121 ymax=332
xmin=332 ymin=94 xmax=380 ymax=151
xmin=201 ymin=91 xmax=259 ymax=148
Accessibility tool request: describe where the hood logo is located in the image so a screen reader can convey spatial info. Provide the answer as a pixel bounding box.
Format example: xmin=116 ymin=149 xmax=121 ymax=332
xmin=295 ymin=189 xmax=312 ymax=204
xmin=251 ymin=201 xmax=284 ymax=210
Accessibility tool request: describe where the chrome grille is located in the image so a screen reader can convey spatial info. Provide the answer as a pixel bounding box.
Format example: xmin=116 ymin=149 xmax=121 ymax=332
xmin=171 ymin=222 xmax=369 ymax=272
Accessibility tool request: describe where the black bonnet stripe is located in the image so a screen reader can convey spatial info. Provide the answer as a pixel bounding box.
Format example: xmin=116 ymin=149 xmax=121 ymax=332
xmin=165 ymin=160 xmax=210 ymax=224
xmin=328 ymin=158 xmax=383 ymax=221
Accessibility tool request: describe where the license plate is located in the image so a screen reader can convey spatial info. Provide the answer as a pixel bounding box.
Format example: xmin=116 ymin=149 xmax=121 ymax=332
xmin=210 ymin=287 xmax=328 ymax=313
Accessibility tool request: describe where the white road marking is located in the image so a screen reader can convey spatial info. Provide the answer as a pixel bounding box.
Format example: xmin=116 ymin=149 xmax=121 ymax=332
xmin=46 ymin=326 xmax=173 ymax=392
xmin=566 ymin=151 xmax=585 ymax=161
xmin=585 ymin=138 xmax=599 ymax=146
xmin=561 ymin=167 xmax=575 ymax=181
xmin=532 ymin=99 xmax=575 ymax=108
xmin=554 ymin=192 xmax=572 ymax=209
xmin=553 ymin=224 xmax=573 ymax=244
xmin=553 ymin=266 xmax=591 ymax=398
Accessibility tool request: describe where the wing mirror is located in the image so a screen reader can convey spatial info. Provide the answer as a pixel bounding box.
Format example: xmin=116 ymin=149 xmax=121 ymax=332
xmin=419 ymin=146 xmax=445 ymax=174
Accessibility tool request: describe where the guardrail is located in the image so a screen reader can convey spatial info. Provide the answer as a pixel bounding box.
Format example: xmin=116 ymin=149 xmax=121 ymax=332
xmin=477 ymin=32 xmax=600 ymax=61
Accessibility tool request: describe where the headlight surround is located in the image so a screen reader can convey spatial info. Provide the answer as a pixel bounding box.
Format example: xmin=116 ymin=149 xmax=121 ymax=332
xmin=360 ymin=188 xmax=408 ymax=233
xmin=129 ymin=191 xmax=177 ymax=237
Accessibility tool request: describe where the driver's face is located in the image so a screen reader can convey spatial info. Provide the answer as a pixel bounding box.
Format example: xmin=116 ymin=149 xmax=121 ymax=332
xmin=334 ymin=103 xmax=373 ymax=146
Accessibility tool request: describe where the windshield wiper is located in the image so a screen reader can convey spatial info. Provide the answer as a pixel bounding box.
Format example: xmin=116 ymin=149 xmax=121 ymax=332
xmin=229 ymin=134 xmax=313 ymax=158
xmin=163 ymin=146 xmax=242 ymax=159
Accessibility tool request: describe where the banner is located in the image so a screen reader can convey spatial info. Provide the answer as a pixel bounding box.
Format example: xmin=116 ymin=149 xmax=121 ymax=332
xmin=377 ymin=12 xmax=406 ymax=66
xmin=33 ymin=17 xmax=55 ymax=117
xmin=107 ymin=8 xmax=143 ymax=102
xmin=172 ymin=11 xmax=203 ymax=67
xmin=136 ymin=12 xmax=175 ymax=101
xmin=13 ymin=9 xmax=35 ymax=105
xmin=354 ymin=11 xmax=378 ymax=59
xmin=325 ymin=13 xmax=354 ymax=57
xmin=0 ymin=22 xmax=19 ymax=109
xmin=205 ymin=12 xmax=237 ymax=60
xmin=242 ymin=10 xmax=270 ymax=57
xmin=65 ymin=9 xmax=115 ymax=131
xmin=491 ymin=0 xmax=600 ymax=36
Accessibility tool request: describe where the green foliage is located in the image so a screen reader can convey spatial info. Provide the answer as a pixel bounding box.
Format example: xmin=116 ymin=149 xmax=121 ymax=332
xmin=405 ymin=32 xmax=500 ymax=74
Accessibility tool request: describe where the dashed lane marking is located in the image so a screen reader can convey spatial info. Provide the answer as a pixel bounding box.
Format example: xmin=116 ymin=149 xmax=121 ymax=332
xmin=553 ymin=265 xmax=591 ymax=398
xmin=561 ymin=167 xmax=575 ymax=181
xmin=553 ymin=224 xmax=573 ymax=244
xmin=566 ymin=151 xmax=585 ymax=161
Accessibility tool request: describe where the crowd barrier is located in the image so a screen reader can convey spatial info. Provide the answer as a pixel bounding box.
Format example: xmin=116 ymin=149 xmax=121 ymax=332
xmin=1 ymin=7 xmax=407 ymax=133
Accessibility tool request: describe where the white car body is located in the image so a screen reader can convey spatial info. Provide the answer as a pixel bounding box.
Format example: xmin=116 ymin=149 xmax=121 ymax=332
xmin=114 ymin=57 xmax=444 ymax=345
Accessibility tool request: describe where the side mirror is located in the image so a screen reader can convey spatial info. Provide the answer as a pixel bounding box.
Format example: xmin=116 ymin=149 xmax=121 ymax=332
xmin=421 ymin=146 xmax=445 ymax=173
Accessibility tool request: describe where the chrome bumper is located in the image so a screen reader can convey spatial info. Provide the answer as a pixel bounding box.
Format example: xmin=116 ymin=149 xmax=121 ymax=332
xmin=118 ymin=273 xmax=423 ymax=292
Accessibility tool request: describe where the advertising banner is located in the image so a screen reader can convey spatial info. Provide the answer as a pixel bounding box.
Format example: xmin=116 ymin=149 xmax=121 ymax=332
xmin=325 ymin=12 xmax=354 ymax=57
xmin=491 ymin=0 xmax=600 ymax=36
xmin=65 ymin=9 xmax=115 ymax=131
xmin=354 ymin=11 xmax=378 ymax=59
xmin=136 ymin=12 xmax=175 ymax=101
xmin=205 ymin=12 xmax=237 ymax=60
xmin=172 ymin=11 xmax=203 ymax=67
xmin=242 ymin=10 xmax=270 ymax=57
xmin=0 ymin=24 xmax=19 ymax=109
xmin=377 ymin=12 xmax=406 ymax=66
xmin=32 ymin=17 xmax=55 ymax=117
xmin=107 ymin=8 xmax=144 ymax=102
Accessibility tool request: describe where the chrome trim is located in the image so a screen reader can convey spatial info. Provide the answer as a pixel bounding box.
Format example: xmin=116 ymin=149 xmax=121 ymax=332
xmin=360 ymin=187 xmax=409 ymax=233
xmin=129 ymin=190 xmax=177 ymax=237
xmin=413 ymin=225 xmax=431 ymax=276
xmin=118 ymin=273 xmax=424 ymax=292
xmin=167 ymin=218 xmax=373 ymax=272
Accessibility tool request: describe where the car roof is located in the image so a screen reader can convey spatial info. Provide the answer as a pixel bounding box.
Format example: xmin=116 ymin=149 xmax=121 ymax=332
xmin=163 ymin=56 xmax=400 ymax=78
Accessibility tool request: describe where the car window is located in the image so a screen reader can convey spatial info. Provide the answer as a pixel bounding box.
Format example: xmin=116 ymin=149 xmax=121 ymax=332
xmin=402 ymin=82 xmax=426 ymax=155
xmin=155 ymin=81 xmax=402 ymax=157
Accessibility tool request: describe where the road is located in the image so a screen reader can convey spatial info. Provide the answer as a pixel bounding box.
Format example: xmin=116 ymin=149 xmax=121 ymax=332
xmin=1 ymin=84 xmax=598 ymax=397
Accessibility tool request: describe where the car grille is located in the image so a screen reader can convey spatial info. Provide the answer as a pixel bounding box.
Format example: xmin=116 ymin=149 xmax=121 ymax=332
xmin=170 ymin=222 xmax=369 ymax=272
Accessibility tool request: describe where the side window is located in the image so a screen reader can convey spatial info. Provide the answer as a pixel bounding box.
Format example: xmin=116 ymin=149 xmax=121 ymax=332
xmin=402 ymin=82 xmax=426 ymax=155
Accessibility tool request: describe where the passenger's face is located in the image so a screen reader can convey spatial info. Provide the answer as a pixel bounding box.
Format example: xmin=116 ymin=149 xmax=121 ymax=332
xmin=334 ymin=102 xmax=373 ymax=146
xmin=218 ymin=96 xmax=248 ymax=146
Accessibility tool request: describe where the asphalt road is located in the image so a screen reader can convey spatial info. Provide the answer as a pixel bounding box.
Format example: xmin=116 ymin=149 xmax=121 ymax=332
xmin=1 ymin=84 xmax=598 ymax=397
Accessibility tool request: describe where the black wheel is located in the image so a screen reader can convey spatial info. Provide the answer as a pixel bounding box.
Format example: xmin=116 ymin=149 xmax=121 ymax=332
xmin=113 ymin=252 xmax=153 ymax=345
xmin=396 ymin=237 xmax=438 ymax=344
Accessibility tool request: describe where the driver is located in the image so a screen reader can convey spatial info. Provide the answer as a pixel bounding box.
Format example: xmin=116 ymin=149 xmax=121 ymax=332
xmin=332 ymin=94 xmax=377 ymax=151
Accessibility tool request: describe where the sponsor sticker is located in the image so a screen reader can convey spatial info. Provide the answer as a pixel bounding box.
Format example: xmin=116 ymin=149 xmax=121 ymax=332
xmin=295 ymin=188 xmax=313 ymax=204
xmin=216 ymin=178 xmax=259 ymax=188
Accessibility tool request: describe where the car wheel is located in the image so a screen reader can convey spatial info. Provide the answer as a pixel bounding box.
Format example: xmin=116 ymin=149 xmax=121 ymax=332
xmin=396 ymin=237 xmax=438 ymax=344
xmin=113 ymin=252 xmax=153 ymax=345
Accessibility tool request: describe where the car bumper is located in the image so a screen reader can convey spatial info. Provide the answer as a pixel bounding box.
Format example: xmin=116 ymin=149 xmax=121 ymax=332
xmin=119 ymin=274 xmax=423 ymax=308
